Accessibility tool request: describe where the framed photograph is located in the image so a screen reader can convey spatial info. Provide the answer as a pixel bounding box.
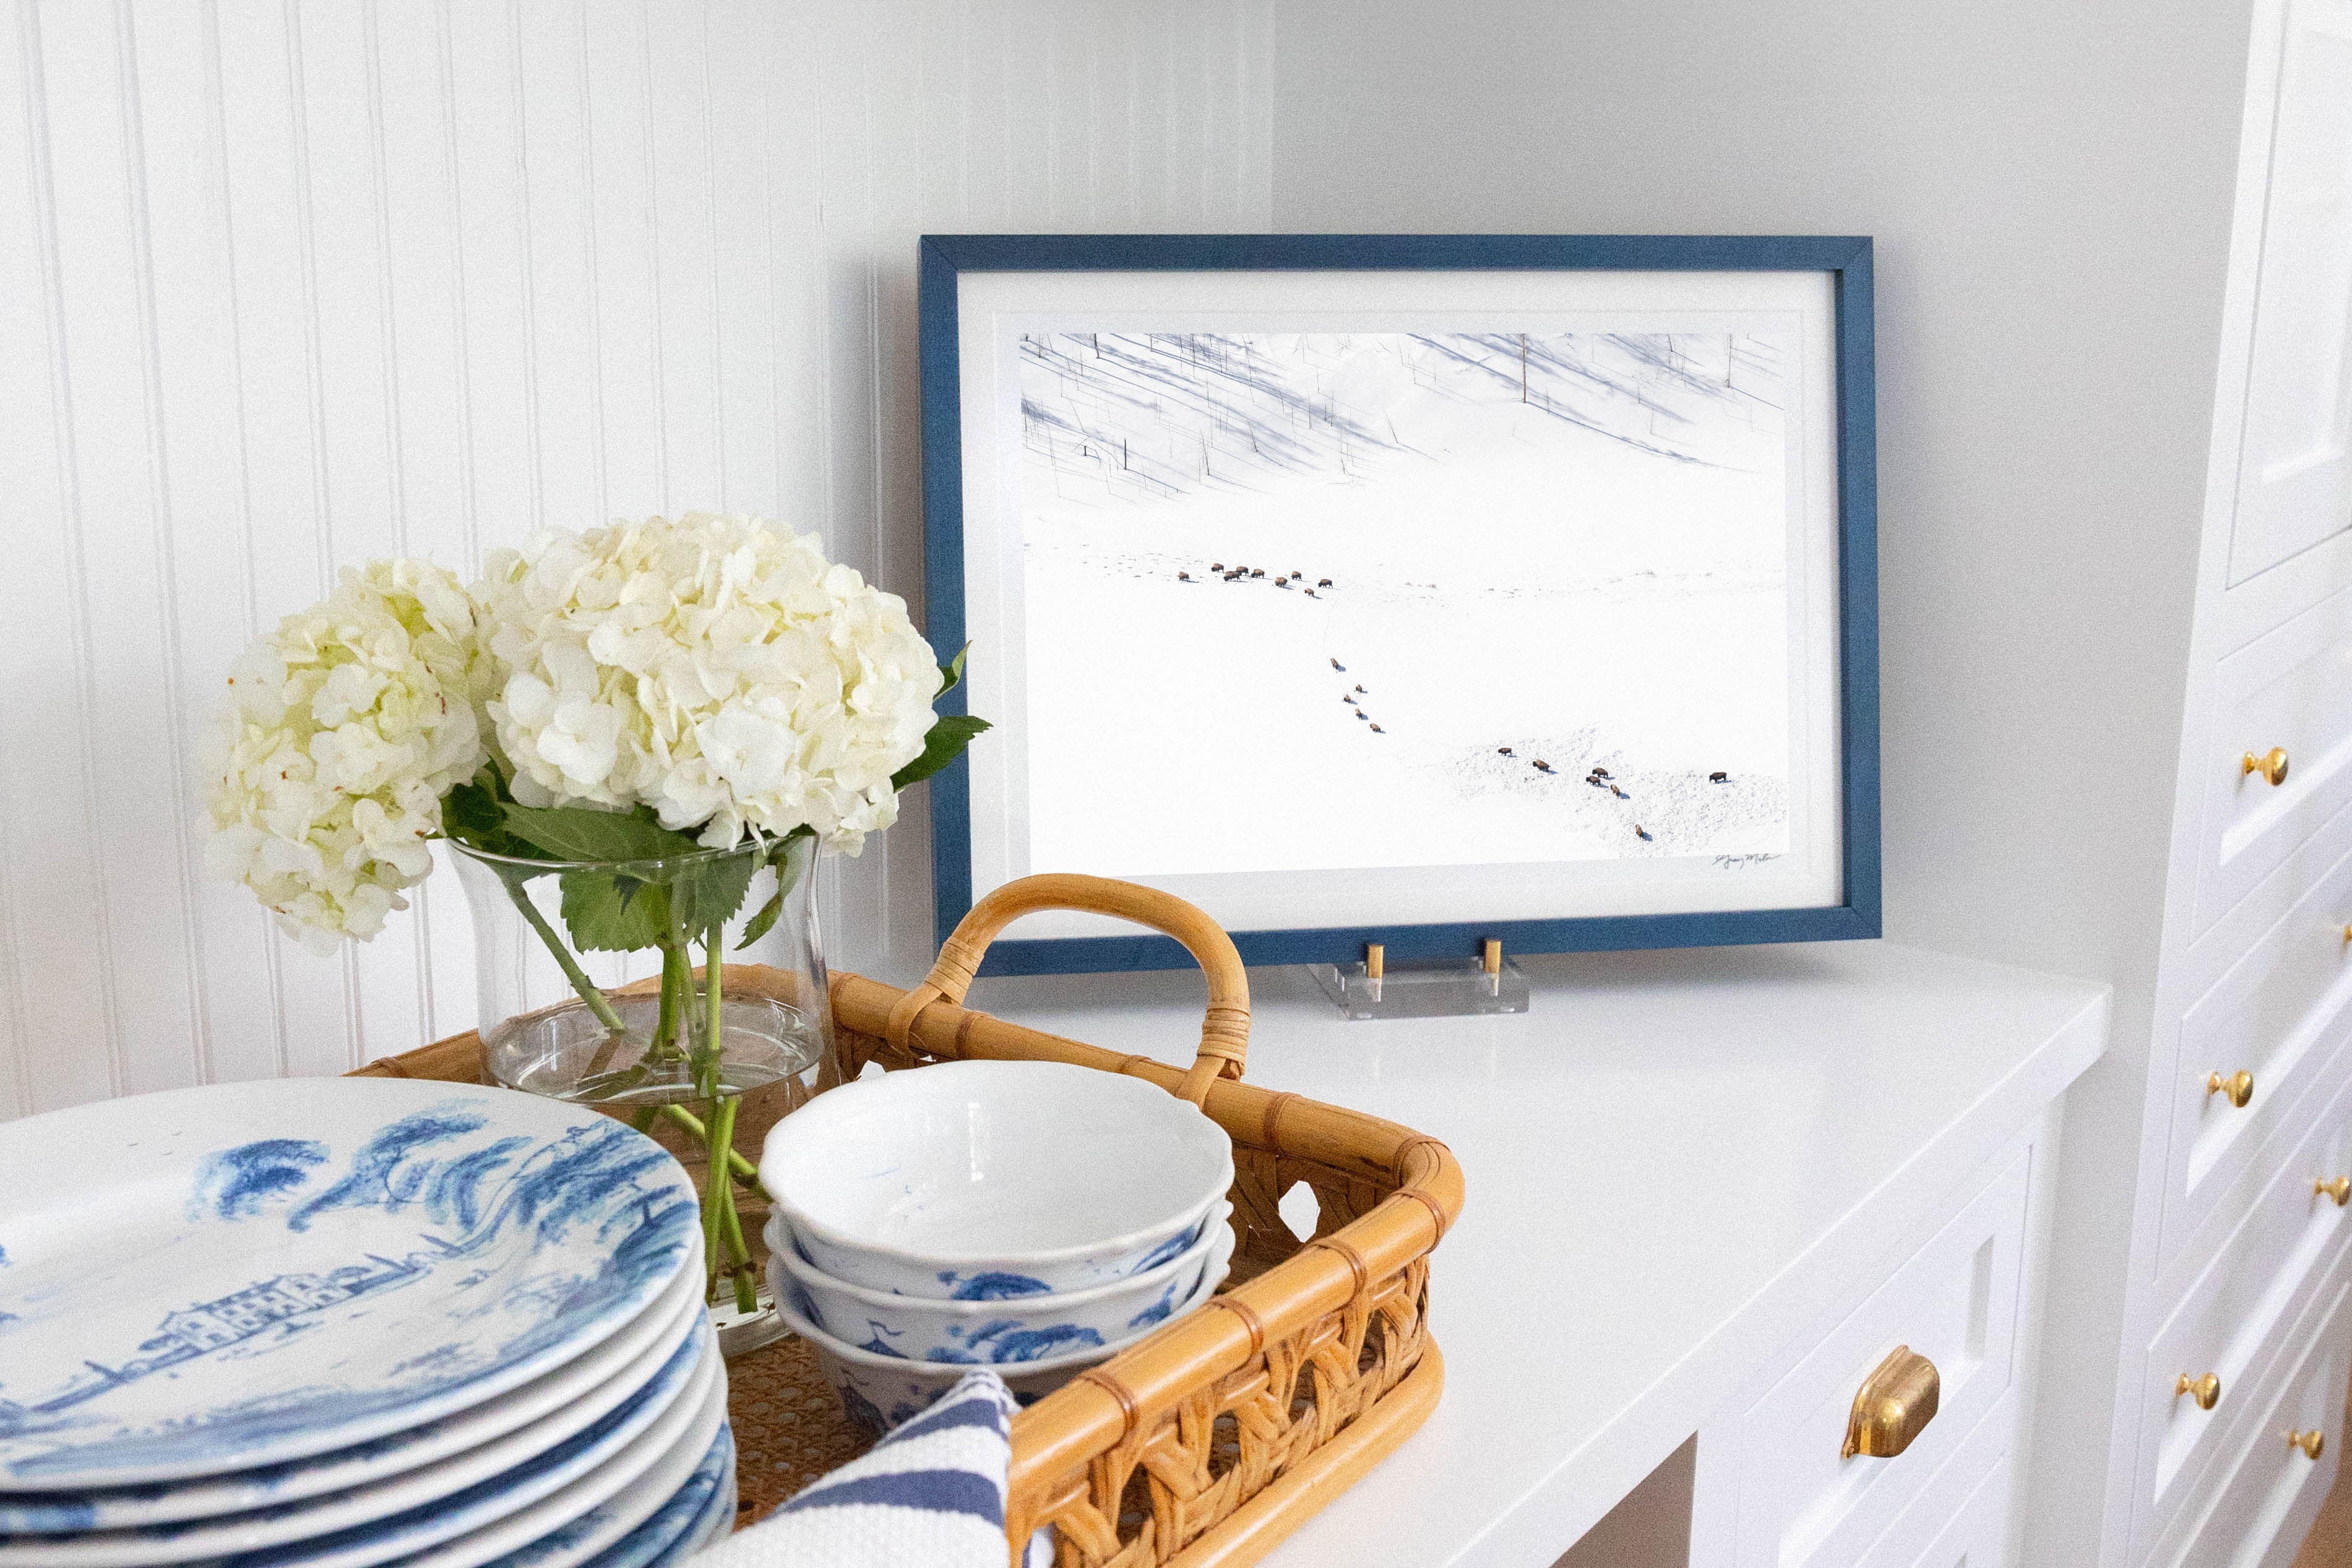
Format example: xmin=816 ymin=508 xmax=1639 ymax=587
xmin=919 ymin=234 xmax=1877 ymax=975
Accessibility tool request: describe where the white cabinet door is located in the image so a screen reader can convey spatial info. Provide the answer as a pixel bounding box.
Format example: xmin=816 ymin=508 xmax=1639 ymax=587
xmin=2228 ymin=0 xmax=2352 ymax=592
xmin=1730 ymin=1152 xmax=2030 ymax=1568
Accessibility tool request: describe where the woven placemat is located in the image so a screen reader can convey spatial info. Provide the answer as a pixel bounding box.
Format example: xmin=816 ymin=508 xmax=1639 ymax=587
xmin=723 ymin=1332 xmax=874 ymax=1531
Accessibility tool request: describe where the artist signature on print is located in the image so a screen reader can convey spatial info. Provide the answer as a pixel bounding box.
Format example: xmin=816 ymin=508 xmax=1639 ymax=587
xmin=1713 ymin=853 xmax=1784 ymax=871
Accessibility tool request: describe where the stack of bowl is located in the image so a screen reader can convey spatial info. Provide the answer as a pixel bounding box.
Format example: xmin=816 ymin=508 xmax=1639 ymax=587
xmin=759 ymin=1061 xmax=1236 ymax=1436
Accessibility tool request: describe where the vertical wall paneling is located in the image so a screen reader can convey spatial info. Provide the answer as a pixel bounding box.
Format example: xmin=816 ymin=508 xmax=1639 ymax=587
xmin=0 ymin=0 xmax=1273 ymax=1114
xmin=134 ymin=0 xmax=280 ymax=1088
xmin=35 ymin=0 xmax=202 ymax=1103
xmin=0 ymin=0 xmax=116 ymax=1119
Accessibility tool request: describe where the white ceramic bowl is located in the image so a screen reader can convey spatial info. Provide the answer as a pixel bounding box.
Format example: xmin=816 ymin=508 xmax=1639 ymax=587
xmin=765 ymin=1204 xmax=1233 ymax=1364
xmin=769 ymin=1241 xmax=1226 ymax=1438
xmin=759 ymin=1060 xmax=1234 ymax=1298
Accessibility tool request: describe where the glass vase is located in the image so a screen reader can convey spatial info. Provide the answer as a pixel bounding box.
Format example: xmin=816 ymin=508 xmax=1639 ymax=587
xmin=450 ymin=833 xmax=833 ymax=1357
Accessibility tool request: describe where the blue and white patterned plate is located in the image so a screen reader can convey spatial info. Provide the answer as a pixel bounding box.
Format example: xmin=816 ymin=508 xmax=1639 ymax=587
xmin=669 ymin=1427 xmax=736 ymax=1560
xmin=0 ymin=1267 xmax=706 ymax=1535
xmin=550 ymin=1423 xmax=733 ymax=1568
xmin=0 ymin=1080 xmax=700 ymax=1489
xmin=4 ymin=1322 xmax=715 ymax=1566
xmin=406 ymin=1366 xmax=728 ymax=1568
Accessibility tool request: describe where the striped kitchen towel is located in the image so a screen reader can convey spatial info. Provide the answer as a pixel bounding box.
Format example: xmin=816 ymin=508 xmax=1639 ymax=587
xmin=692 ymin=1369 xmax=1049 ymax=1567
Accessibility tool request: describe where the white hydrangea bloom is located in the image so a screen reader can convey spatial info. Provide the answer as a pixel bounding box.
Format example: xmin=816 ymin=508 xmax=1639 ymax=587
xmin=476 ymin=512 xmax=943 ymax=853
xmin=200 ymin=560 xmax=492 ymax=953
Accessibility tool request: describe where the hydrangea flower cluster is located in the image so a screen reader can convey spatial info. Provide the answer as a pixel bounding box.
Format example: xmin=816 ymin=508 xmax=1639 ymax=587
xmin=200 ymin=560 xmax=493 ymax=953
xmin=201 ymin=515 xmax=965 ymax=950
xmin=197 ymin=517 xmax=975 ymax=1323
xmin=475 ymin=512 xmax=944 ymax=853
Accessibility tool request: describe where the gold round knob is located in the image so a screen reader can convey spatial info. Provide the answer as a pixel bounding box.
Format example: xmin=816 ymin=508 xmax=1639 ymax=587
xmin=2207 ymin=1070 xmax=2255 ymax=1108
xmin=2244 ymin=747 xmax=2291 ymax=786
xmin=2293 ymin=1428 xmax=2327 ymax=1459
xmin=2178 ymin=1372 xmax=2223 ymax=1410
xmin=2319 ymin=1177 xmax=2351 ymax=1207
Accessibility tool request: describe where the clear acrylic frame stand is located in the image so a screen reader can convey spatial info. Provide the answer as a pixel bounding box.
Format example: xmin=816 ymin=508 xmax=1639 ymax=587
xmin=1311 ymin=942 xmax=1530 ymax=1020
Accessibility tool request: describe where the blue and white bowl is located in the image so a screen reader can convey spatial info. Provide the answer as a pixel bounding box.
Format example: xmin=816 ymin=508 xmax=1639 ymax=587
xmin=768 ymin=1256 xmax=1226 ymax=1439
xmin=765 ymin=1203 xmax=1232 ymax=1364
xmin=759 ymin=1061 xmax=1233 ymax=1299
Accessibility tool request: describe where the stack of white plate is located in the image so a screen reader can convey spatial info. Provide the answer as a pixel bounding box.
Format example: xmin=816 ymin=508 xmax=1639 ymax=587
xmin=0 ymin=1079 xmax=735 ymax=1568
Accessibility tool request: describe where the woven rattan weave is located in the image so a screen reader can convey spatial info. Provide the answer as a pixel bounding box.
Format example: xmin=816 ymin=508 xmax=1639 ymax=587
xmin=351 ymin=873 xmax=1462 ymax=1567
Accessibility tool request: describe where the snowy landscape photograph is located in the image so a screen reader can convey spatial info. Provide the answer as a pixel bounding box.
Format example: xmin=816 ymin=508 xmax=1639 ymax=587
xmin=1015 ymin=325 xmax=1799 ymax=880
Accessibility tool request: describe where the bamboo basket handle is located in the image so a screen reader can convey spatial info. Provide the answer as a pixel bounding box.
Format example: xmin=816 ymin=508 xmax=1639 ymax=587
xmin=883 ymin=873 xmax=1249 ymax=1105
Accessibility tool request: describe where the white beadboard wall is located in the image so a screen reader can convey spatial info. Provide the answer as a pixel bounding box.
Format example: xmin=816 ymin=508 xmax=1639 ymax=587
xmin=0 ymin=0 xmax=1273 ymax=1119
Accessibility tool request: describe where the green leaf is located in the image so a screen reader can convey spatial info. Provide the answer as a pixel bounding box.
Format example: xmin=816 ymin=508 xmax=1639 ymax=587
xmin=442 ymin=767 xmax=550 ymax=861
xmin=937 ymin=643 xmax=970 ymax=699
xmin=560 ymin=871 xmax=667 ymax=952
xmin=674 ymin=848 xmax=758 ymax=936
xmin=736 ymin=830 xmax=816 ymax=951
xmin=443 ymin=775 xmax=505 ymax=838
xmin=775 ymin=826 xmax=817 ymax=890
xmin=736 ymin=889 xmax=784 ymax=950
xmin=499 ymin=803 xmax=706 ymax=864
xmin=891 ymin=714 xmax=991 ymax=791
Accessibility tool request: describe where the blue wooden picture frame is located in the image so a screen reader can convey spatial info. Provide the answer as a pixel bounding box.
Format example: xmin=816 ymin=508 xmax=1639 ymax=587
xmin=918 ymin=233 xmax=1878 ymax=975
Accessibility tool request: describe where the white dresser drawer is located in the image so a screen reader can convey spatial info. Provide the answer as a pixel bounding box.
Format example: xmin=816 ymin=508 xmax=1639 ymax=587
xmin=1854 ymin=1384 xmax=2015 ymax=1568
xmin=2194 ymin=584 xmax=2352 ymax=937
xmin=2161 ymin=832 xmax=2352 ymax=1275
xmin=1900 ymin=1457 xmax=2012 ymax=1568
xmin=2139 ymin=1072 xmax=2352 ymax=1535
xmin=2218 ymin=525 xmax=2352 ymax=663
xmin=1731 ymin=1148 xmax=2030 ymax=1568
xmin=1882 ymin=1454 xmax=2011 ymax=1568
xmin=2160 ymin=1282 xmax=2348 ymax=1568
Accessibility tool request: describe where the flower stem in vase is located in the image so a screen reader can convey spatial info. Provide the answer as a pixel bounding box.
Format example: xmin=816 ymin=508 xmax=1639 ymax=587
xmin=495 ymin=868 xmax=627 ymax=1034
xmin=495 ymin=869 xmax=658 ymax=1103
xmin=700 ymin=1092 xmax=754 ymax=1306
xmin=704 ymin=934 xmax=725 ymax=1087
xmin=720 ymin=1176 xmax=757 ymax=1312
xmin=653 ymin=1103 xmax=762 ymax=1187
xmin=654 ymin=938 xmax=685 ymax=1064
xmin=690 ymin=929 xmax=758 ymax=1311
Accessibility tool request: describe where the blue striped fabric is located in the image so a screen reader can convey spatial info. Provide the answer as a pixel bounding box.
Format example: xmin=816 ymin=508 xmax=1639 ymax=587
xmin=690 ymin=1369 xmax=1042 ymax=1567
xmin=777 ymin=1471 xmax=1002 ymax=1529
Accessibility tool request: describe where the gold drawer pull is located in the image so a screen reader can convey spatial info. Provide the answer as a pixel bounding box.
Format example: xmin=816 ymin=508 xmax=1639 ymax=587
xmin=2244 ymin=747 xmax=2291 ymax=786
xmin=2292 ymin=1428 xmax=2327 ymax=1459
xmin=2207 ymin=1070 xmax=2255 ymax=1108
xmin=1843 ymin=1346 xmax=1940 ymax=1459
xmin=2178 ymin=1372 xmax=2222 ymax=1410
xmin=2319 ymin=1177 xmax=2351 ymax=1207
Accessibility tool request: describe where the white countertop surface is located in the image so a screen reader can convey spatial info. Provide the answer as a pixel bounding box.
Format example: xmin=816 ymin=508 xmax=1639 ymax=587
xmin=965 ymin=939 xmax=2108 ymax=1567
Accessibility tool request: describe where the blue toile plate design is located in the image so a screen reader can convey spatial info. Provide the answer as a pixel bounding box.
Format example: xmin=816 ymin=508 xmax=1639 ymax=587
xmin=536 ymin=1423 xmax=733 ymax=1568
xmin=0 ymin=1079 xmax=699 ymax=1490
xmin=666 ymin=1426 xmax=738 ymax=1560
xmin=0 ymin=1322 xmax=715 ymax=1567
xmin=417 ymin=1369 xmax=728 ymax=1568
xmin=0 ymin=1266 xmax=704 ymax=1536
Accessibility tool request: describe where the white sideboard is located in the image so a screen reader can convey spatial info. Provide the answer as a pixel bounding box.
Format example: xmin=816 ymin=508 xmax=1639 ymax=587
xmin=968 ymin=938 xmax=2105 ymax=1566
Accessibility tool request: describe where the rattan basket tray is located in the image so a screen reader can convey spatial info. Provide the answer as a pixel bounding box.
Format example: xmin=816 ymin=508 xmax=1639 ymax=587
xmin=354 ymin=873 xmax=1462 ymax=1568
